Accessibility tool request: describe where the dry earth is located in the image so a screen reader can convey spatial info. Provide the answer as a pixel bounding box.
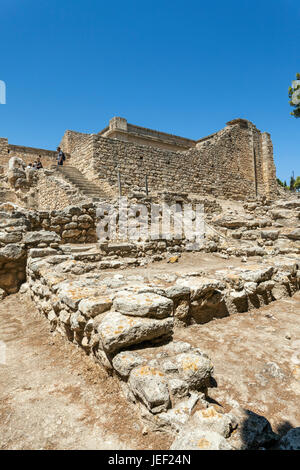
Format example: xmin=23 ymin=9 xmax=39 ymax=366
xmin=0 ymin=252 xmax=299 ymax=450
xmin=0 ymin=293 xmax=173 ymax=450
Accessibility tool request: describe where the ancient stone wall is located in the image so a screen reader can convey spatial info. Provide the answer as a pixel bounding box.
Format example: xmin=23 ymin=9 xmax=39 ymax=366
xmin=0 ymin=138 xmax=9 ymax=162
xmin=36 ymin=171 xmax=73 ymax=211
xmin=64 ymin=119 xmax=277 ymax=200
xmin=99 ymin=117 xmax=196 ymax=151
xmin=60 ymin=131 xmax=96 ymax=180
xmin=261 ymin=132 xmax=277 ymax=197
xmin=1 ymin=117 xmax=278 ymax=202
xmin=0 ymin=142 xmax=57 ymax=169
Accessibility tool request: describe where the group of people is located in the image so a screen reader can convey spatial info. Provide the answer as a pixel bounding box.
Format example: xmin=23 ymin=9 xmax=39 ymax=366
xmin=26 ymin=156 xmax=43 ymax=170
xmin=25 ymin=147 xmax=66 ymax=171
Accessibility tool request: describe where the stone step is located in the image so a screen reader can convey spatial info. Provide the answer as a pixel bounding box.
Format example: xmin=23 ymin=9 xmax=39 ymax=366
xmin=49 ymin=164 xmax=116 ymax=200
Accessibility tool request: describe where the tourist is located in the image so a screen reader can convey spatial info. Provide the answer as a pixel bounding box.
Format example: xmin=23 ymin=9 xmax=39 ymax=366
xmin=57 ymin=146 xmax=65 ymax=166
xmin=26 ymin=163 xmax=33 ymax=169
xmin=36 ymin=156 xmax=43 ymax=169
xmin=32 ymin=161 xmax=38 ymax=169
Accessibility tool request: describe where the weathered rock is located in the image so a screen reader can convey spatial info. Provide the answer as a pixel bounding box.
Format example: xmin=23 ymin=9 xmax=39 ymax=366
xmin=0 ymin=231 xmax=22 ymax=244
xmin=113 ymin=291 xmax=173 ymax=319
xmin=128 ymin=365 xmax=170 ymax=413
xmin=70 ymin=311 xmax=86 ymax=332
xmin=147 ymin=393 xmax=199 ymax=431
xmin=23 ymin=231 xmax=61 ymax=246
xmin=28 ymin=247 xmax=59 ymax=258
xmin=61 ymin=229 xmax=81 ymax=239
xmin=173 ymin=351 xmax=213 ymax=391
xmin=286 ymin=229 xmax=300 ymax=241
xmin=98 ymin=311 xmax=174 ymax=354
xmin=176 ymin=277 xmax=224 ymax=301
xmin=271 ymin=208 xmax=295 ymax=220
xmin=261 ymin=230 xmax=280 ymax=240
xmin=78 ymin=295 xmax=113 ymax=317
xmin=188 ymin=407 xmax=237 ymax=438
xmin=170 ymin=429 xmax=234 ymax=450
xmin=239 ymin=266 xmax=274 ymax=283
xmin=56 ymin=280 xmax=101 ymax=309
xmin=112 ymin=351 xmax=146 ymax=379
xmin=0 ymin=244 xmax=25 ymax=261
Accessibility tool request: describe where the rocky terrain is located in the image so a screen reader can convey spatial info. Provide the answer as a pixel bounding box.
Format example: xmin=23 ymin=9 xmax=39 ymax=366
xmin=0 ymin=159 xmax=299 ymax=450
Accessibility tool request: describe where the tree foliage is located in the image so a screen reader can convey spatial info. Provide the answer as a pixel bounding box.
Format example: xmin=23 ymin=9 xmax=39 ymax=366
xmin=294 ymin=176 xmax=300 ymax=192
xmin=288 ymin=73 xmax=300 ymax=118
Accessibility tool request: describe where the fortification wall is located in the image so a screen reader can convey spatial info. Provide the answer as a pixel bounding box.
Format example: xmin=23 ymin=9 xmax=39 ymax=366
xmin=1 ymin=117 xmax=278 ymax=202
xmin=64 ymin=119 xmax=277 ymax=200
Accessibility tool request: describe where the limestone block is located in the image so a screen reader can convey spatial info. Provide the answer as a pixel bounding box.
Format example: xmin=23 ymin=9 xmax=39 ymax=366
xmin=172 ymin=352 xmax=213 ymax=391
xmin=97 ymin=311 xmax=174 ymax=354
xmin=0 ymin=231 xmax=22 ymax=244
xmin=176 ymin=277 xmax=225 ymax=301
xmin=170 ymin=429 xmax=233 ymax=450
xmin=61 ymin=229 xmax=81 ymax=239
xmin=112 ymin=351 xmax=146 ymax=378
xmin=239 ymin=266 xmax=274 ymax=283
xmin=78 ymin=295 xmax=113 ymax=317
xmin=113 ymin=291 xmax=173 ymax=319
xmin=23 ymin=231 xmax=61 ymax=246
xmin=128 ymin=365 xmax=170 ymax=413
xmin=261 ymin=230 xmax=280 ymax=240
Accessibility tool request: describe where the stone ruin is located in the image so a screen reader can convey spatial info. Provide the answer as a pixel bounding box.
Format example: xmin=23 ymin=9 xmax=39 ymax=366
xmin=0 ymin=117 xmax=299 ymax=450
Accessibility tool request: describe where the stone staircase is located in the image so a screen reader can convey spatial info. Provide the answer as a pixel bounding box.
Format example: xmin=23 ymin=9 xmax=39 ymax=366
xmin=52 ymin=165 xmax=115 ymax=201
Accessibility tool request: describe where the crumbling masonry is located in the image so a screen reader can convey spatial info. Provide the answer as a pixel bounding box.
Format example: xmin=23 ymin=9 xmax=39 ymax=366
xmin=0 ymin=116 xmax=299 ymax=450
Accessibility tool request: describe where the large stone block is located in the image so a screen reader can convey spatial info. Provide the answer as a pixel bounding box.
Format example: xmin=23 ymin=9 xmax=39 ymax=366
xmin=113 ymin=291 xmax=173 ymax=319
xmin=97 ymin=311 xmax=174 ymax=354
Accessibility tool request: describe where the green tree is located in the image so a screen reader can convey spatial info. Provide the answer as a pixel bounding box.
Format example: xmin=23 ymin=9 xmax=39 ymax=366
xmin=289 ymin=73 xmax=300 ymax=118
xmin=294 ymin=176 xmax=300 ymax=192
xmin=277 ymin=177 xmax=284 ymax=187
xmin=290 ymin=175 xmax=295 ymax=191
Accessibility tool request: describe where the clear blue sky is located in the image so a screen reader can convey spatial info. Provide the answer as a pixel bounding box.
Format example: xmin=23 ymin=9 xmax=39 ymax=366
xmin=0 ymin=0 xmax=299 ymax=182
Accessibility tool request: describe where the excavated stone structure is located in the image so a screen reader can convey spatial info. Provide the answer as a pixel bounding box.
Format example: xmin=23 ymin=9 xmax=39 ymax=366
xmin=1 ymin=117 xmax=277 ymax=208
xmin=0 ymin=117 xmax=299 ymax=450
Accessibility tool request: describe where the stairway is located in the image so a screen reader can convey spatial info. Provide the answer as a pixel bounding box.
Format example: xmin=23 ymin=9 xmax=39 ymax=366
xmin=52 ymin=165 xmax=115 ymax=201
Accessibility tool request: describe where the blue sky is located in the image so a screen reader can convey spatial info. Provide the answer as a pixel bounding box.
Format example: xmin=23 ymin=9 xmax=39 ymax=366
xmin=0 ymin=0 xmax=299 ymax=182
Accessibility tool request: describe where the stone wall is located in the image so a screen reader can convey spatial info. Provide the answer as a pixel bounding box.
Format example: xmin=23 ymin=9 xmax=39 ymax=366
xmin=36 ymin=171 xmax=73 ymax=211
xmin=2 ymin=117 xmax=278 ymax=202
xmin=0 ymin=138 xmax=8 ymax=162
xmin=64 ymin=118 xmax=277 ymax=200
xmin=0 ymin=138 xmax=57 ymax=169
xmin=99 ymin=116 xmax=196 ymax=151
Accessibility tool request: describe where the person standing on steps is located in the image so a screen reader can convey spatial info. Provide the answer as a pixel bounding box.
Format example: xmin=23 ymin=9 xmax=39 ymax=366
xmin=57 ymin=146 xmax=66 ymax=167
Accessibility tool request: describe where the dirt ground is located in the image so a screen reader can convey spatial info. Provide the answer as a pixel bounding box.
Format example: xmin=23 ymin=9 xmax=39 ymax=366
xmin=176 ymin=293 xmax=300 ymax=435
xmin=0 ymin=293 xmax=173 ymax=450
xmin=0 ymin=254 xmax=299 ymax=449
